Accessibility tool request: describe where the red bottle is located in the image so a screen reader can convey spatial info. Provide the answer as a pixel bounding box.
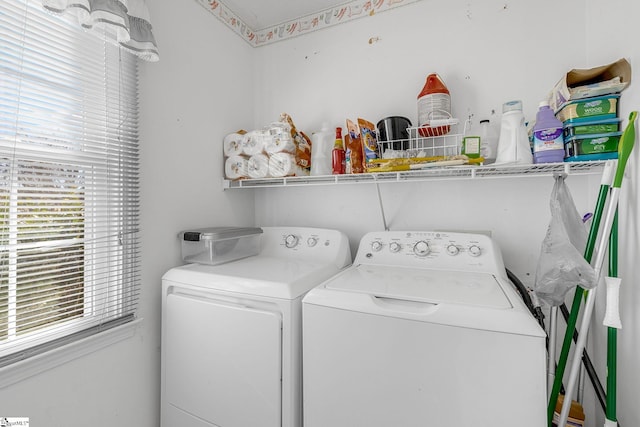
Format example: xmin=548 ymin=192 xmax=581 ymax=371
xmin=331 ymin=127 xmax=346 ymax=175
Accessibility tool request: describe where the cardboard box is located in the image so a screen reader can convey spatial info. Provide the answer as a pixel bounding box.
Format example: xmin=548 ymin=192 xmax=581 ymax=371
xmin=549 ymin=58 xmax=631 ymax=112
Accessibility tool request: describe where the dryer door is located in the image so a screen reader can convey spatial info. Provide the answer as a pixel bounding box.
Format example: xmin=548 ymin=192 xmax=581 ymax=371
xmin=164 ymin=292 xmax=282 ymax=427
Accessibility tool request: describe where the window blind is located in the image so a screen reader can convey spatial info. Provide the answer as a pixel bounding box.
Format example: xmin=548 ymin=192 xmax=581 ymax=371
xmin=0 ymin=0 xmax=141 ymax=366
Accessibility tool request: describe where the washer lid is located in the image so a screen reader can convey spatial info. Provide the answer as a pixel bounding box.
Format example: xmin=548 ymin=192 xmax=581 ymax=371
xmin=163 ymin=256 xmax=344 ymax=299
xmin=324 ymin=264 xmax=512 ymax=309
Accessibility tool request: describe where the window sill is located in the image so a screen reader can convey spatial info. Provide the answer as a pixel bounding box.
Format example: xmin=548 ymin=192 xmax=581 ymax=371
xmin=0 ymin=319 xmax=142 ymax=389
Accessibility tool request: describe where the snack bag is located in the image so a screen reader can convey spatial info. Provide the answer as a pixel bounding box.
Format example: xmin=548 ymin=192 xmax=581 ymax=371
xmin=357 ymin=118 xmax=379 ymax=161
xmin=346 ymin=119 xmax=365 ymax=173
xmin=280 ymin=113 xmax=312 ymax=173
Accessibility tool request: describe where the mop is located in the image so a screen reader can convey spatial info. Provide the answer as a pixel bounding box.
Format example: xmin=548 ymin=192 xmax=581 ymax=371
xmin=556 ymin=111 xmax=637 ymax=427
xmin=547 ymin=160 xmax=615 ymax=427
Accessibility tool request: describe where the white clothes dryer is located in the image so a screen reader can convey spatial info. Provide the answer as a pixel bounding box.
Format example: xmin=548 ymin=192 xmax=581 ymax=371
xmin=161 ymin=226 xmax=351 ymax=427
xmin=302 ymin=230 xmax=546 ymax=427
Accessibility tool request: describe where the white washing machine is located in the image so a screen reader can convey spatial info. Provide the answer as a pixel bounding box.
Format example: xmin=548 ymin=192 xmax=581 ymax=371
xmin=161 ymin=226 xmax=351 ymax=427
xmin=302 ymin=230 xmax=547 ymax=427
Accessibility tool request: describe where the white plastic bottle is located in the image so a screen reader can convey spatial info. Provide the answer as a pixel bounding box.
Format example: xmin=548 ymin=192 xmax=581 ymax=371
xmin=310 ymin=123 xmax=333 ymax=176
xmin=495 ymin=100 xmax=533 ymax=165
xmin=479 ymin=119 xmax=499 ymax=164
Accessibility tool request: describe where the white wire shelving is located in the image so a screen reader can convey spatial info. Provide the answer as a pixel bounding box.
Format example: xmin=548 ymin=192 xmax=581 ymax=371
xmin=223 ymin=160 xmax=607 ymax=189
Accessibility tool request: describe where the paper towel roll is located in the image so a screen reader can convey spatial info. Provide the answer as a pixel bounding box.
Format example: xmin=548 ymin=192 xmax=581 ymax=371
xmin=247 ymin=154 xmax=270 ymax=179
xmin=224 ymin=156 xmax=249 ymax=179
xmin=224 ymin=155 xmax=248 ymax=180
xmin=268 ymin=152 xmax=297 ymax=177
xmin=265 ymin=135 xmax=296 ymax=155
xmin=223 ymin=132 xmax=245 ymax=157
xmin=242 ymin=130 xmax=267 ymax=156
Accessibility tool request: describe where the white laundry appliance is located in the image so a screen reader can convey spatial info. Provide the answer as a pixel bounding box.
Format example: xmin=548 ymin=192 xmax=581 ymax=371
xmin=161 ymin=226 xmax=351 ymax=427
xmin=302 ymin=230 xmax=547 ymax=427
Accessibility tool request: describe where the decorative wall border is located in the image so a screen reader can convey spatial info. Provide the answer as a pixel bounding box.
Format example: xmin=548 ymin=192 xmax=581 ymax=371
xmin=195 ymin=0 xmax=422 ymax=47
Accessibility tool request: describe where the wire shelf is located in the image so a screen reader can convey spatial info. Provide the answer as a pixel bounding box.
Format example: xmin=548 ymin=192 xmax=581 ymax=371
xmin=224 ymin=160 xmax=607 ymax=189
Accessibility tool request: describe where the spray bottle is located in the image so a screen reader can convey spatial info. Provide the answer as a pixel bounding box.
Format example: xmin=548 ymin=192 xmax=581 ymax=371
xmin=310 ymin=122 xmax=334 ymax=175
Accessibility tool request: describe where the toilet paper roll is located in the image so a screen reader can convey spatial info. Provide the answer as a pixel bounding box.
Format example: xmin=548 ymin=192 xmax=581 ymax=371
xmin=224 ymin=155 xmax=248 ymax=180
xmin=242 ymin=130 xmax=267 ymax=156
xmin=268 ymin=152 xmax=297 ymax=177
xmin=264 ymin=135 xmax=296 ymax=155
xmin=247 ymin=153 xmax=270 ymax=179
xmin=223 ymin=132 xmax=245 ymax=157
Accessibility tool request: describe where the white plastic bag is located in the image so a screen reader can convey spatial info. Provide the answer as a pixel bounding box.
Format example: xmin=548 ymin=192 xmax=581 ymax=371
xmin=534 ymin=176 xmax=597 ymax=307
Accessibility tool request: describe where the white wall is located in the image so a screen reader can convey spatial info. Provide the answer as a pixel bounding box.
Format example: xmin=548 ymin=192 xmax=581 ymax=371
xmin=252 ymin=0 xmax=638 ymax=426
xmin=585 ymin=1 xmax=640 ymax=426
xmin=0 ymin=1 xmax=255 ymax=426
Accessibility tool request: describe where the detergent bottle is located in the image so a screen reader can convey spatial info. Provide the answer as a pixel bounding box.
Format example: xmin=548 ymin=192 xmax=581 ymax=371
xmin=495 ymin=100 xmax=533 ymax=165
xmin=532 ymin=101 xmax=565 ymax=164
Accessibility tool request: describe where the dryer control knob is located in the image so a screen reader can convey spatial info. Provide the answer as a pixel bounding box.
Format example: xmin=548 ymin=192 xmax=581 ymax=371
xmin=446 ymin=244 xmax=460 ymax=256
xmin=468 ymin=245 xmax=482 ymax=257
xmin=413 ymin=240 xmax=430 ymax=257
xmin=371 ymin=241 xmax=383 ymax=252
xmin=307 ymin=237 xmax=318 ymax=247
xmin=389 ymin=242 xmax=402 ymax=253
xmin=285 ymin=234 xmax=299 ymax=248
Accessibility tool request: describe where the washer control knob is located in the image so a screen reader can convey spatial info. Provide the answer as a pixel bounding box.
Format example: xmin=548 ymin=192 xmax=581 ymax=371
xmin=389 ymin=242 xmax=402 ymax=253
xmin=307 ymin=237 xmax=318 ymax=247
xmin=446 ymin=244 xmax=460 ymax=256
xmin=284 ymin=234 xmax=299 ymax=248
xmin=371 ymin=241 xmax=383 ymax=252
xmin=468 ymin=245 xmax=482 ymax=257
xmin=413 ymin=240 xmax=430 ymax=257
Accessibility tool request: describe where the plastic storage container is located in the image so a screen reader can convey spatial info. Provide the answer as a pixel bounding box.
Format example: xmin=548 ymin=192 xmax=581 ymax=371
xmin=179 ymin=227 xmax=263 ymax=265
xmin=564 ymin=132 xmax=621 ymax=161
xmin=563 ymin=118 xmax=620 ymax=138
xmin=556 ymin=95 xmax=619 ymax=123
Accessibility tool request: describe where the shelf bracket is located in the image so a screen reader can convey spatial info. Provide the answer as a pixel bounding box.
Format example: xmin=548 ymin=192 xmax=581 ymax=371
xmin=373 ymin=176 xmax=389 ymax=231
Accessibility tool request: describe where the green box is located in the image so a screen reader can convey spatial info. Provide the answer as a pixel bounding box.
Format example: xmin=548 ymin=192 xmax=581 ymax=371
xmin=565 ymin=132 xmax=621 ymax=156
xmin=556 ymin=95 xmax=619 ymax=124
xmin=563 ymin=118 xmax=620 ymax=138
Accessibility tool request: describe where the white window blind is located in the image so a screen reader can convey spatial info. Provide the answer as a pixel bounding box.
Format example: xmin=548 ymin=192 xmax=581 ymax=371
xmin=0 ymin=0 xmax=141 ymax=367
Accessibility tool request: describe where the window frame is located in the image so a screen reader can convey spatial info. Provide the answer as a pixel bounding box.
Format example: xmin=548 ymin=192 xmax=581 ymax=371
xmin=0 ymin=0 xmax=142 ymax=380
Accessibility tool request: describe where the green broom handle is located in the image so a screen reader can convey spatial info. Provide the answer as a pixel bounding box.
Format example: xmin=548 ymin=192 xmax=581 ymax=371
xmin=606 ymin=209 xmax=618 ymax=424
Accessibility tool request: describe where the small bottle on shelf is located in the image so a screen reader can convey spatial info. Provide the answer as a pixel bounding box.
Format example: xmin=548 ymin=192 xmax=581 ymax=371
xmin=331 ymin=127 xmax=346 ymax=175
xmin=479 ymin=119 xmax=499 ymax=164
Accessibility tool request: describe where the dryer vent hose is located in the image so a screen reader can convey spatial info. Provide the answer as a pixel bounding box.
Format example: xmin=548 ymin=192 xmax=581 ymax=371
xmin=505 ymin=268 xmax=545 ymax=329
